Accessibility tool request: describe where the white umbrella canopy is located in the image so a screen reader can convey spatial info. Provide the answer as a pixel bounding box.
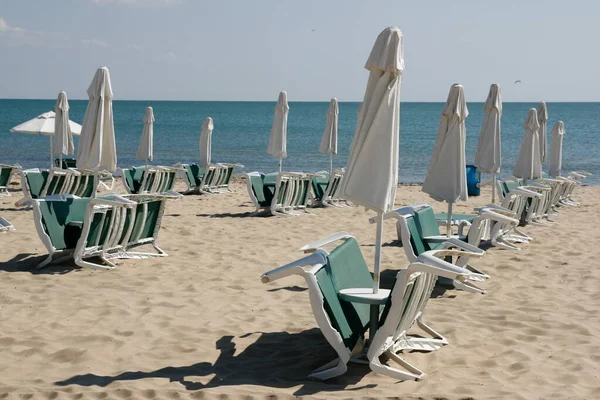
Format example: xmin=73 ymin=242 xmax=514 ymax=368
xmin=199 ymin=117 xmax=214 ymax=168
xmin=319 ymin=97 xmax=339 ymax=175
xmin=267 ymin=91 xmax=289 ymax=171
xmin=513 ymin=108 xmax=542 ymax=181
xmin=537 ymin=101 xmax=548 ymax=163
xmin=548 ymin=120 xmax=565 ymax=178
xmin=474 ymin=84 xmax=502 ymax=202
xmin=422 ymin=84 xmax=469 ymax=234
xmin=136 ymin=107 xmax=154 ymax=163
xmin=11 ymin=111 xmax=82 ymax=136
xmin=340 ymin=26 xmax=404 ymax=294
xmin=53 ymin=91 xmax=75 ymax=159
xmin=10 ymin=108 xmax=81 ymax=168
xmin=77 ymin=66 xmax=117 ymax=172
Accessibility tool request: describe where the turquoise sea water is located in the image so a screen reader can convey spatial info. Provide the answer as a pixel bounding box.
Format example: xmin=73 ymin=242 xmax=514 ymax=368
xmin=0 ymin=100 xmax=598 ymax=184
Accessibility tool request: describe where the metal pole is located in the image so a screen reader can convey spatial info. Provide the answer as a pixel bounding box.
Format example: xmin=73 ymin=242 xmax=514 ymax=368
xmin=373 ymin=211 xmax=383 ymax=294
xmin=278 ymin=159 xmax=282 ymax=173
xmin=329 ymin=155 xmax=333 ymax=176
xmin=49 ymin=136 xmax=53 ymax=169
xmin=447 ymin=202 xmax=453 ymax=236
xmin=492 ymin=173 xmax=497 ymax=203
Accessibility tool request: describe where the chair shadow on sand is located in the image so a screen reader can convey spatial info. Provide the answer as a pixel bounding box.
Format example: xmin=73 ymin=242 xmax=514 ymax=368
xmin=0 ymin=253 xmax=83 ymax=275
xmin=54 ymin=329 xmax=377 ymax=396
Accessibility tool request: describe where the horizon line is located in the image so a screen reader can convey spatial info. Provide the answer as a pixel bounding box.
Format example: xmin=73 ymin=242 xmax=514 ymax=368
xmin=1 ymin=98 xmax=599 ymax=103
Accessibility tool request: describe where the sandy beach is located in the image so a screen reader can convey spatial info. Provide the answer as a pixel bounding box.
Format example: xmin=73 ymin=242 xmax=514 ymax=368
xmin=0 ymin=179 xmax=598 ymax=400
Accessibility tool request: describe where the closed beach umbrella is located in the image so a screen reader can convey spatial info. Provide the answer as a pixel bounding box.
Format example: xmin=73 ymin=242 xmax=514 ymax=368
xmin=53 ymin=91 xmax=75 ymax=166
xmin=77 ymin=66 xmax=117 ymax=172
xmin=422 ymin=84 xmax=469 ymax=235
xmin=319 ymin=97 xmax=339 ymax=175
xmin=548 ymin=120 xmax=565 ymax=178
xmin=474 ymin=84 xmax=502 ymax=202
xmin=267 ymin=91 xmax=289 ymax=172
xmin=340 ymin=26 xmax=404 ymax=293
xmin=513 ymin=108 xmax=542 ymax=181
xmin=136 ymin=107 xmax=154 ymax=164
xmin=199 ymin=117 xmax=214 ymax=168
xmin=10 ymin=110 xmax=81 ymax=168
xmin=537 ymin=101 xmax=548 ymax=163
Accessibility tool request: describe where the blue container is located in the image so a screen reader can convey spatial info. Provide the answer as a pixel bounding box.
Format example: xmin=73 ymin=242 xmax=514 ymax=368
xmin=466 ymin=165 xmax=480 ymax=196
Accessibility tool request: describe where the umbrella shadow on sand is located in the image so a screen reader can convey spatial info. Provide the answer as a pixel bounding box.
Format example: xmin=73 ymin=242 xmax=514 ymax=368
xmin=54 ymin=329 xmax=376 ymax=396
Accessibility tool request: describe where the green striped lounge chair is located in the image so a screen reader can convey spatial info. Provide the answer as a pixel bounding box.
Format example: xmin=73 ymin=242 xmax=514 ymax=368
xmin=380 ymin=204 xmax=491 ymax=293
xmin=32 ymin=194 xmax=169 ymax=270
xmin=0 ymin=164 xmax=18 ymax=197
xmin=0 ymin=216 xmax=14 ymax=232
xmin=246 ymin=171 xmax=312 ymax=216
xmin=181 ymin=163 xmax=243 ymax=194
xmin=311 ymin=169 xmax=349 ymax=207
xmin=16 ymin=168 xmax=99 ymax=207
xmin=261 ymin=232 xmax=476 ymax=381
xmin=121 ymin=166 xmax=182 ymax=197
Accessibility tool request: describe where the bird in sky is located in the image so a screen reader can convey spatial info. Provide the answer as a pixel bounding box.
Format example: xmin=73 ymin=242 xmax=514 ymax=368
xmin=514 ymin=80 xmax=522 ymax=84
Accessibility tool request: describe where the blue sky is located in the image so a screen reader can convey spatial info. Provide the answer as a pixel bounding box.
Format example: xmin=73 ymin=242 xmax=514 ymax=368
xmin=0 ymin=0 xmax=598 ymax=101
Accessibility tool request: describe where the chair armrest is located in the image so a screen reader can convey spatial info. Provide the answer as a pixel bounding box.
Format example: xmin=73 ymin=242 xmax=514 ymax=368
xmin=478 ymin=209 xmax=520 ymax=225
xmin=476 ymin=204 xmax=515 ymax=216
xmin=514 ymin=187 xmax=544 ymax=198
xmin=261 ymin=252 xmax=327 ymax=283
xmin=299 ymin=232 xmax=354 ymax=253
xmin=437 ymin=237 xmax=486 ymax=256
xmin=413 ymin=253 xmax=471 ymax=281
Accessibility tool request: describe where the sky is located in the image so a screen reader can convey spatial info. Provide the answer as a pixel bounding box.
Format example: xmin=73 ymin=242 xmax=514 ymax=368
xmin=0 ymin=0 xmax=598 ymax=102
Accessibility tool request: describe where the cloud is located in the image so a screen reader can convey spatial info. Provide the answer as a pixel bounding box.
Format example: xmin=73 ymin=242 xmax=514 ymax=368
xmin=80 ymin=39 xmax=111 ymax=48
xmin=86 ymin=0 xmax=183 ymax=6
xmin=0 ymin=17 xmax=110 ymax=49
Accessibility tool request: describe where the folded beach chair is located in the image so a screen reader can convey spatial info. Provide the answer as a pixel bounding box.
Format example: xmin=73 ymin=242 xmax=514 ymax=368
xmin=0 ymin=164 xmax=18 ymax=196
xmin=32 ymin=194 xmax=169 ymax=270
xmin=180 ymin=163 xmax=243 ymax=194
xmin=378 ymin=204 xmax=504 ymax=292
xmin=311 ymin=169 xmax=349 ymax=207
xmin=121 ymin=166 xmax=182 ymax=197
xmin=54 ymin=157 xmax=77 ymax=169
xmin=246 ymin=171 xmax=316 ymax=216
xmin=0 ymin=216 xmax=14 ymax=232
xmin=16 ymin=168 xmax=101 ymax=207
xmin=261 ymin=232 xmax=479 ymax=381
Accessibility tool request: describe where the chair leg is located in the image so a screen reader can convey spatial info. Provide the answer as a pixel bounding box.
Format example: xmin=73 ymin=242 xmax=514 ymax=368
xmin=308 ymin=358 xmax=348 ymax=380
xmin=369 ymin=350 xmax=425 ymax=381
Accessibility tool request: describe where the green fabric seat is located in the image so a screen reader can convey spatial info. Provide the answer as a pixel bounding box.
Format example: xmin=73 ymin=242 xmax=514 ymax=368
xmin=311 ymin=172 xmax=330 ymax=202
xmin=0 ymin=167 xmax=12 ymax=187
xmin=249 ymin=173 xmax=276 ymax=207
xmin=319 ymin=237 xmax=372 ymax=350
xmin=184 ymin=164 xmax=206 ymax=187
xmin=37 ymin=197 xmax=94 ymax=251
xmin=26 ymin=170 xmax=50 ymax=199
xmin=122 ymin=167 xmax=145 ymax=194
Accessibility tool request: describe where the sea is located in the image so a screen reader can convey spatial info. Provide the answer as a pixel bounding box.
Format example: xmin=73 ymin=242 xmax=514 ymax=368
xmin=0 ymin=100 xmax=598 ymax=185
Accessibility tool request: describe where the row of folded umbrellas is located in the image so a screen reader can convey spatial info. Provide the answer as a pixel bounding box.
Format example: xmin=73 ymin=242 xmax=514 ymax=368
xmin=7 ymin=27 xmax=571 ymax=297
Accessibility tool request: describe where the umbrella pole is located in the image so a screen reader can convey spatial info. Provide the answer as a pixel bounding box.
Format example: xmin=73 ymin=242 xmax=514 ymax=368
xmin=59 ymin=155 xmax=63 ymax=170
xmin=492 ymin=173 xmax=497 ymax=203
xmin=447 ymin=202 xmax=453 ymax=236
xmin=278 ymin=159 xmax=282 ymax=173
xmin=329 ymin=155 xmax=333 ymax=176
xmin=49 ymin=136 xmax=53 ymax=169
xmin=370 ymin=211 xmax=384 ymax=342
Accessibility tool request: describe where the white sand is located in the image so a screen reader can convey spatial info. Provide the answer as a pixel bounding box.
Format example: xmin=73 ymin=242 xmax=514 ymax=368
xmin=0 ymin=179 xmax=598 ymax=400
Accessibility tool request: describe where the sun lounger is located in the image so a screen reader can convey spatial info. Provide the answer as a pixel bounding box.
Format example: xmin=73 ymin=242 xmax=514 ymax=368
xmin=311 ymin=169 xmax=349 ymax=207
xmin=0 ymin=216 xmax=14 ymax=232
xmin=0 ymin=164 xmax=18 ymax=197
xmin=180 ymin=163 xmax=243 ymax=194
xmin=246 ymin=171 xmax=317 ymax=216
xmin=16 ymin=168 xmax=104 ymax=207
xmin=32 ymin=194 xmax=170 ymax=270
xmin=261 ymin=232 xmax=479 ymax=381
xmin=121 ymin=166 xmax=182 ymax=197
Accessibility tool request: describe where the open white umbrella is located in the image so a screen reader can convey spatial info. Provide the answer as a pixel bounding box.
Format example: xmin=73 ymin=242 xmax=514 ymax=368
xmin=267 ymin=91 xmax=289 ymax=172
xmin=10 ymin=110 xmax=81 ymax=168
xmin=319 ymin=97 xmax=339 ymax=175
xmin=53 ymin=91 xmax=75 ymax=169
xmin=136 ymin=107 xmax=154 ymax=164
xmin=537 ymin=101 xmax=548 ymax=163
xmin=422 ymin=84 xmax=469 ymax=235
xmin=340 ymin=26 xmax=404 ymax=295
xmin=474 ymin=84 xmax=502 ymax=203
xmin=77 ymin=66 xmax=117 ymax=172
xmin=199 ymin=117 xmax=214 ymax=168
xmin=513 ymin=108 xmax=542 ymax=181
xmin=548 ymin=120 xmax=564 ymax=178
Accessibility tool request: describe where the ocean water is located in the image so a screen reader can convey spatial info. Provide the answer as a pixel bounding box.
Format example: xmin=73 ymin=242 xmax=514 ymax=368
xmin=0 ymin=99 xmax=598 ymax=185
